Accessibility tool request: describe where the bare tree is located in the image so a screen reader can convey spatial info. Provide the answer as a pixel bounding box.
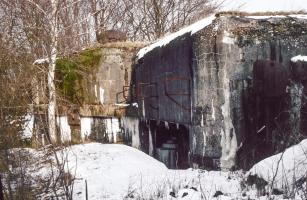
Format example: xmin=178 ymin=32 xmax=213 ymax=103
xmin=87 ymin=0 xmax=127 ymax=41
xmin=124 ymin=0 xmax=219 ymax=41
xmin=1 ymin=0 xmax=91 ymax=143
xmin=45 ymin=0 xmax=59 ymax=144
xmin=80 ymin=0 xmax=219 ymax=42
xmin=0 ymin=9 xmax=36 ymax=198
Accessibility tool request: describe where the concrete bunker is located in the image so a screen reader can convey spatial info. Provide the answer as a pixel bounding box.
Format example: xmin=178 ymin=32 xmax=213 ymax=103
xmin=31 ymin=42 xmax=144 ymax=146
xmin=31 ymin=13 xmax=307 ymax=171
xmin=122 ymin=13 xmax=307 ymax=170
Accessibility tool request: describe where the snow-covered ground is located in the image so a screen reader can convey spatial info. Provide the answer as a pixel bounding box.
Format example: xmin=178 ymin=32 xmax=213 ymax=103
xmin=66 ymin=143 xmax=167 ymax=199
xmin=16 ymin=144 xmax=243 ymax=199
xmin=8 ymin=140 xmax=307 ymax=200
xmin=248 ymin=139 xmax=307 ymax=197
xmin=66 ymin=143 xmax=244 ymax=200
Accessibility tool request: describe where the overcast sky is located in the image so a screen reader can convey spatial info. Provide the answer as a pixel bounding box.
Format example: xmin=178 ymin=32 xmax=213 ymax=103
xmin=219 ymin=0 xmax=307 ymax=13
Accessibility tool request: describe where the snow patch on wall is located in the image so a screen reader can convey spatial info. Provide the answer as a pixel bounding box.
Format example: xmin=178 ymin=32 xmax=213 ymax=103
xmin=121 ymin=117 xmax=140 ymax=149
xmin=22 ymin=114 xmax=34 ymax=139
xmin=200 ymin=112 xmax=204 ymax=127
xmin=137 ymin=15 xmax=216 ymax=59
xmin=202 ymin=131 xmax=207 ymax=153
xmin=287 ymin=82 xmax=304 ymax=135
xmin=141 ymin=99 xmax=146 ymax=117
xmin=80 ymin=117 xmax=121 ymax=142
xmin=222 ymin=31 xmax=235 ymax=45
xmin=211 ymin=99 xmax=216 ymax=121
xmin=56 ymin=116 xmax=71 ymax=142
xmin=81 ymin=117 xmax=92 ymax=140
xmin=291 ymin=55 xmax=307 ymax=62
xmin=148 ymin=127 xmax=154 ymax=156
xmin=94 ymin=84 xmax=98 ymax=97
xmin=99 ymin=87 xmax=105 ymax=104
xmin=164 ymin=121 xmax=169 ymax=130
xmin=220 ymin=71 xmax=238 ymax=170
xmin=105 ymin=118 xmax=120 ymax=143
xmin=192 ymin=134 xmax=197 ymax=155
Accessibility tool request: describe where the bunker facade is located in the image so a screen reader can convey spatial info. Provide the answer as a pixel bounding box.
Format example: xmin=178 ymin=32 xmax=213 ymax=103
xmin=31 ymin=14 xmax=307 ymax=171
xmin=31 ymin=42 xmax=144 ymax=145
xmin=124 ymin=14 xmax=307 ymax=170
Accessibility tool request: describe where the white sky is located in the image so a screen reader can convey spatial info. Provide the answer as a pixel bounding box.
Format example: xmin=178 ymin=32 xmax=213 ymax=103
xmin=219 ymin=0 xmax=307 ymax=12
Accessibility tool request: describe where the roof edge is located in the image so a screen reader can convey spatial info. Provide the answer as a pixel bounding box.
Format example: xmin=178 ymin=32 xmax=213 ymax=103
xmin=137 ymin=11 xmax=307 ymax=61
xmin=216 ymin=11 xmax=307 ymax=17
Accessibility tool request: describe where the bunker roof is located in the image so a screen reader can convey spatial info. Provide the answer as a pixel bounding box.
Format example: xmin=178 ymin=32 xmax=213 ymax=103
xmin=137 ymin=12 xmax=307 ymax=60
xmin=220 ymin=0 xmax=307 ymax=13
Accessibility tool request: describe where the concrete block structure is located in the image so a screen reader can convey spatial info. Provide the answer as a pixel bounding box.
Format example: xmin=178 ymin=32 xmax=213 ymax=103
xmin=123 ymin=13 xmax=307 ymax=170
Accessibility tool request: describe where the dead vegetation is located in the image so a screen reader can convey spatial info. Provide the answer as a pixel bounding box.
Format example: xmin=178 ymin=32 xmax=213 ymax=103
xmin=3 ymin=146 xmax=76 ymax=200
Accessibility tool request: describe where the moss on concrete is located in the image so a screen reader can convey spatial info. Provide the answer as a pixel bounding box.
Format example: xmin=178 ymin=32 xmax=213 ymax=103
xmin=56 ymin=48 xmax=103 ymax=104
xmin=75 ymin=48 xmax=102 ymax=70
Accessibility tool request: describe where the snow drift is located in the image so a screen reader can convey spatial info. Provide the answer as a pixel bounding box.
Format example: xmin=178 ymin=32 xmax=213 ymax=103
xmin=10 ymin=141 xmax=307 ymax=199
xmin=248 ymin=139 xmax=307 ymax=191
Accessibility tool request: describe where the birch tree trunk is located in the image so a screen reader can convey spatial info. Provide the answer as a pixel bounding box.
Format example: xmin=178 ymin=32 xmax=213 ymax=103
xmin=48 ymin=0 xmax=58 ymax=144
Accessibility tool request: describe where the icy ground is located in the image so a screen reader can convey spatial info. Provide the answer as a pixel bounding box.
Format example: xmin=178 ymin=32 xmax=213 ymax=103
xmin=11 ymin=140 xmax=307 ymax=200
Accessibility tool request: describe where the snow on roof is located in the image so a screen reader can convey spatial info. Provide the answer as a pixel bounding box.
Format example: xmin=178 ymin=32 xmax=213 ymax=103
xmin=137 ymin=13 xmax=307 ymax=60
xmin=240 ymin=14 xmax=307 ymax=20
xmin=219 ymin=0 xmax=307 ymax=13
xmin=291 ymin=55 xmax=307 ymax=62
xmin=136 ymin=15 xmax=216 ymax=59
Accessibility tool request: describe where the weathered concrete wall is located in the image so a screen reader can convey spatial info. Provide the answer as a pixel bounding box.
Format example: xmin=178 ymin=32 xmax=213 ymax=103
xmin=132 ymin=33 xmax=194 ymax=168
xmin=192 ymin=16 xmax=307 ymax=169
xmin=32 ymin=42 xmax=144 ymax=144
xmin=76 ymin=44 xmax=140 ymax=142
xmin=121 ymin=116 xmax=140 ymax=148
xmin=228 ymin=16 xmax=307 ymax=169
xmin=80 ymin=117 xmax=122 ymax=143
xmin=133 ymin=15 xmax=307 ymax=170
xmin=74 ymin=43 xmax=141 ymax=143
xmin=94 ymin=47 xmax=134 ymax=105
xmin=135 ymin=35 xmax=193 ymax=124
